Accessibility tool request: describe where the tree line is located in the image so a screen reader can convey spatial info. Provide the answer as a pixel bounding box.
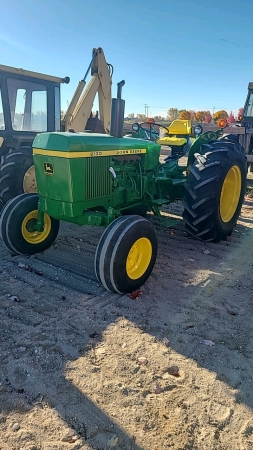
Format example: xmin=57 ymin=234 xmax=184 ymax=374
xmin=127 ymin=108 xmax=244 ymax=123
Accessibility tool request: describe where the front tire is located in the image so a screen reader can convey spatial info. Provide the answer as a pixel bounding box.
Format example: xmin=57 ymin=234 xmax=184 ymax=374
xmin=95 ymin=215 xmax=158 ymax=293
xmin=0 ymin=193 xmax=38 ymax=252
xmin=182 ymin=139 xmax=247 ymax=242
xmin=0 ymin=194 xmax=59 ymax=255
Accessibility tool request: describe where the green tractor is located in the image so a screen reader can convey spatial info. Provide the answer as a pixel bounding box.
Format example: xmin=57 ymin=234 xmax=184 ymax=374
xmin=0 ymin=81 xmax=247 ymax=294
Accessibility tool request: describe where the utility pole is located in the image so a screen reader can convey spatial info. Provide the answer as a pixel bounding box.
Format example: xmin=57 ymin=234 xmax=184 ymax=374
xmin=144 ymin=104 xmax=147 ymax=116
xmin=147 ymin=106 xmax=149 ymax=117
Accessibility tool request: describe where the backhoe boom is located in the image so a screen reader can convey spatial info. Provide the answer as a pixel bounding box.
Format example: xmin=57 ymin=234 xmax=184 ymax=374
xmin=61 ymin=48 xmax=112 ymax=133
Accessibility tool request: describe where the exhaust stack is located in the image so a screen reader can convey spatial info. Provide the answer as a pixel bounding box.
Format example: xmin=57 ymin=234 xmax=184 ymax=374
xmin=110 ymin=80 xmax=125 ymax=138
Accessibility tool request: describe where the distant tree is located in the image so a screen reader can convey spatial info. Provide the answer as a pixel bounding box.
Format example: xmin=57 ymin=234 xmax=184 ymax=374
xmin=179 ymin=110 xmax=191 ymax=120
xmin=189 ymin=110 xmax=196 ymax=121
xmin=167 ymin=108 xmax=179 ymax=121
xmin=154 ymin=115 xmax=163 ymax=121
xmin=137 ymin=114 xmax=146 ymax=119
xmin=227 ymin=111 xmax=235 ymax=123
xmin=213 ymin=110 xmax=228 ymax=122
xmin=128 ymin=113 xmax=135 ymax=118
xmin=205 ymin=111 xmax=212 ymax=123
xmin=238 ymin=108 xmax=244 ymax=119
xmin=195 ymin=111 xmax=206 ymax=123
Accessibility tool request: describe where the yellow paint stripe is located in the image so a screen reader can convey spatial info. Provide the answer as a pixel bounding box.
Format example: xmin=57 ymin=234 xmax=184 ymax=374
xmin=33 ymin=148 xmax=147 ymax=158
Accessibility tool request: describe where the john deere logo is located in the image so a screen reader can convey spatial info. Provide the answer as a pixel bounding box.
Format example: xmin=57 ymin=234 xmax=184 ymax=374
xmin=44 ymin=162 xmax=54 ymax=175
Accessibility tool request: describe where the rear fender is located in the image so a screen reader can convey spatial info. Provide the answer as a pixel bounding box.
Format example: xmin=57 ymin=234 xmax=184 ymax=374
xmin=187 ymin=130 xmax=222 ymax=167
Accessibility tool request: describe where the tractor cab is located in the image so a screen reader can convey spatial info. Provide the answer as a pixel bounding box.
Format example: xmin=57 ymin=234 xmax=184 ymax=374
xmin=243 ymin=83 xmax=253 ymax=126
xmin=0 ymin=64 xmax=69 ymax=156
xmin=237 ymin=82 xmax=253 ymax=165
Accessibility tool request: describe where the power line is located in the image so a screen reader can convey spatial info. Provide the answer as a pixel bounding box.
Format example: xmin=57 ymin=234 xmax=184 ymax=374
xmin=126 ymin=105 xmax=242 ymax=109
xmin=126 ymin=107 xmax=242 ymax=114
xmin=219 ymin=38 xmax=253 ymax=48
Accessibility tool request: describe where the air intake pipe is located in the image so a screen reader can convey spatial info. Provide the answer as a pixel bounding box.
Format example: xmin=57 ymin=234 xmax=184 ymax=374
xmin=110 ymin=80 xmax=125 ymax=138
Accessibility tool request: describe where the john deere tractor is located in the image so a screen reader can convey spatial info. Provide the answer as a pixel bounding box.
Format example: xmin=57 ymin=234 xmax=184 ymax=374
xmin=0 ymin=81 xmax=247 ymax=294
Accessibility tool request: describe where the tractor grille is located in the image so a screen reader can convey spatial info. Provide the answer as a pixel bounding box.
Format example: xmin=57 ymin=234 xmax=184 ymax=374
xmin=84 ymin=156 xmax=112 ymax=200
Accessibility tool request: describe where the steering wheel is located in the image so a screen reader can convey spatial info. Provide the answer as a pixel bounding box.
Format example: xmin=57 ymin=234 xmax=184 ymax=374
xmin=138 ymin=122 xmax=170 ymax=140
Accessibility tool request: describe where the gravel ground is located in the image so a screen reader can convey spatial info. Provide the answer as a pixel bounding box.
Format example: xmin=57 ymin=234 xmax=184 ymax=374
xmin=1 ymin=176 xmax=253 ymax=450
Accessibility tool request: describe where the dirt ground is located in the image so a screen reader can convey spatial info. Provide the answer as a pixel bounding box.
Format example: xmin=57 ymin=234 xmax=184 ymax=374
xmin=1 ymin=173 xmax=253 ymax=450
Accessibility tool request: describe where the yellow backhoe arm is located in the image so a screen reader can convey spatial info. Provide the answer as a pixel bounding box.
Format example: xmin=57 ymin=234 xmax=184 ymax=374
xmin=61 ymin=48 xmax=112 ymax=133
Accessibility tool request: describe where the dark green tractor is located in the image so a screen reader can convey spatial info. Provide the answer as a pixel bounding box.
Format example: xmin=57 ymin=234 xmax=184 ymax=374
xmin=0 ymin=82 xmax=247 ymax=294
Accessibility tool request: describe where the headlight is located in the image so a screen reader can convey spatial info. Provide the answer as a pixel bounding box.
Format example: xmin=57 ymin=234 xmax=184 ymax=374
xmin=132 ymin=123 xmax=140 ymax=132
xmin=194 ymin=124 xmax=203 ymax=135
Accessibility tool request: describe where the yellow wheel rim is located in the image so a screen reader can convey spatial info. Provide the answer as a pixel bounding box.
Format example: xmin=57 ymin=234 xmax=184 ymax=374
xmin=23 ymin=165 xmax=37 ymax=193
xmin=21 ymin=210 xmax=51 ymax=244
xmin=220 ymin=165 xmax=241 ymax=223
xmin=126 ymin=237 xmax=152 ymax=280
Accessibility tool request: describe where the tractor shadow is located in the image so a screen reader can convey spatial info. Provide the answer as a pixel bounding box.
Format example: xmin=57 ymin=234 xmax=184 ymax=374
xmin=0 ymin=292 xmax=142 ymax=449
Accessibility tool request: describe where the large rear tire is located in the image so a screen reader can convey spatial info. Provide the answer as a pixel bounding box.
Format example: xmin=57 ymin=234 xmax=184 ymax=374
xmin=182 ymin=139 xmax=247 ymax=242
xmin=0 ymin=194 xmax=59 ymax=255
xmin=0 ymin=147 xmax=37 ymax=211
xmin=95 ymin=215 xmax=158 ymax=294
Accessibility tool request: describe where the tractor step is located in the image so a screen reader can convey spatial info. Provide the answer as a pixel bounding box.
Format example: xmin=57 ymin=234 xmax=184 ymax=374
xmin=162 ymin=218 xmax=178 ymax=228
xmin=152 ymin=198 xmax=170 ymax=206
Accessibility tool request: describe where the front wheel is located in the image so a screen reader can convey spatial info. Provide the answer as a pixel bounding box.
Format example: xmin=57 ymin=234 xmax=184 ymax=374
xmin=0 ymin=194 xmax=60 ymax=255
xmin=182 ymin=139 xmax=247 ymax=242
xmin=95 ymin=215 xmax=158 ymax=293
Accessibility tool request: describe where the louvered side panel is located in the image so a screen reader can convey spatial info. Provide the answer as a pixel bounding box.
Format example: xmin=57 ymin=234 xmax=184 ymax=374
xmin=84 ymin=157 xmax=112 ymax=200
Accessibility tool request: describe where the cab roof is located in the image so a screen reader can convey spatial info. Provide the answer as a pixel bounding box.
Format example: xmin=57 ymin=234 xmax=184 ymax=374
xmin=0 ymin=64 xmax=69 ymax=84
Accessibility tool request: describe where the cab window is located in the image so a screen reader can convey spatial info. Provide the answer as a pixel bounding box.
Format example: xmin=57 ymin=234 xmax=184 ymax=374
xmin=0 ymin=87 xmax=5 ymax=130
xmin=245 ymin=92 xmax=253 ymax=117
xmin=7 ymin=77 xmax=47 ymax=131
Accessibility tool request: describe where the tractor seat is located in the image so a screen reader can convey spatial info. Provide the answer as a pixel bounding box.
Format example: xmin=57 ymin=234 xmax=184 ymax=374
xmin=169 ymin=119 xmax=191 ymax=135
xmin=157 ymin=136 xmax=187 ymax=146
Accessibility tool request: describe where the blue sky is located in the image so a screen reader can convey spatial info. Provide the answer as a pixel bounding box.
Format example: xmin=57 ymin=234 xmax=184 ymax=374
xmin=1 ymin=0 xmax=253 ymax=117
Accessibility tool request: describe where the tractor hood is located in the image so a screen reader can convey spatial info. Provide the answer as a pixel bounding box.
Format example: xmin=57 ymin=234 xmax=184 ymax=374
xmin=33 ymin=131 xmax=155 ymax=154
xmin=32 ymin=132 xmax=161 ymax=220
